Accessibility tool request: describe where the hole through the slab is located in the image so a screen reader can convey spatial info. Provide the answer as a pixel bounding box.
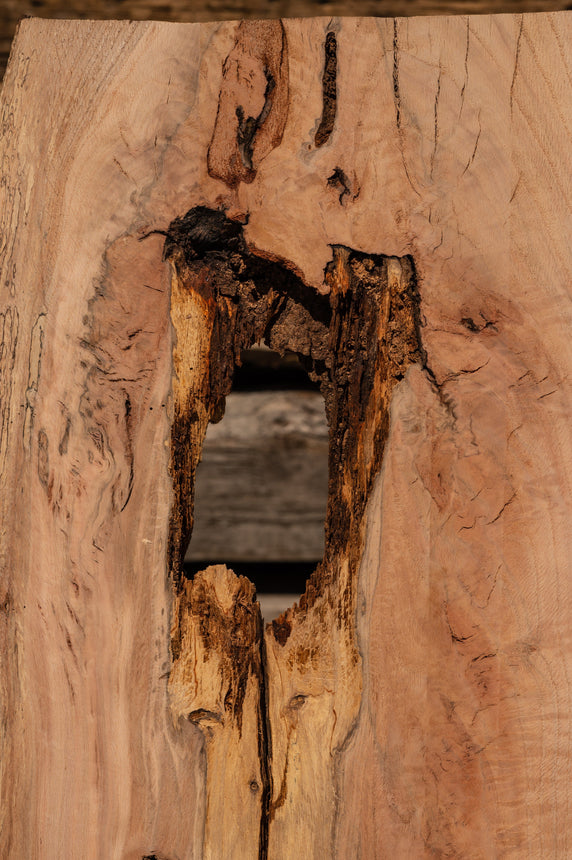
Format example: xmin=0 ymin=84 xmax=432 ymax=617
xmin=183 ymin=345 xmax=328 ymax=621
xmin=167 ymin=206 xmax=424 ymax=642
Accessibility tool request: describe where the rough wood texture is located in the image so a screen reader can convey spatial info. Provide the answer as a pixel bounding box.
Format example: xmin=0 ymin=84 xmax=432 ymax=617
xmin=2 ymin=12 xmax=572 ymax=858
xmin=170 ymin=566 xmax=267 ymax=858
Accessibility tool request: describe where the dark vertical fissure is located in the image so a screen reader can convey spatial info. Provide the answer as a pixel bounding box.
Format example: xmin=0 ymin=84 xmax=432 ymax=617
xmin=315 ymin=30 xmax=337 ymax=147
xmin=257 ymin=634 xmax=271 ymax=860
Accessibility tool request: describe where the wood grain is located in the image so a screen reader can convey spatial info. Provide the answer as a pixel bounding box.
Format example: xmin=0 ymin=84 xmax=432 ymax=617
xmin=1 ymin=12 xmax=572 ymax=858
xmin=2 ymin=0 xmax=571 ymax=83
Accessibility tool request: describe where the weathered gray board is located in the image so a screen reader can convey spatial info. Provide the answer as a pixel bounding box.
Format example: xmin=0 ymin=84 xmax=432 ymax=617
xmin=186 ymin=390 xmax=328 ymax=562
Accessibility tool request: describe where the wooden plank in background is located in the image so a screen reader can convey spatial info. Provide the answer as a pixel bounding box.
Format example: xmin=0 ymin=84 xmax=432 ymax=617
xmin=186 ymin=390 xmax=328 ymax=563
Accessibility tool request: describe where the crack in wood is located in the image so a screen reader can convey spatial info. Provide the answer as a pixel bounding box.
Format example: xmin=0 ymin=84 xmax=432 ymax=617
xmin=392 ymin=20 xmax=421 ymax=198
xmin=315 ymin=30 xmax=337 ymax=148
xmin=0 ymin=306 xmax=18 ymax=474
xmin=23 ymin=311 xmax=45 ymax=451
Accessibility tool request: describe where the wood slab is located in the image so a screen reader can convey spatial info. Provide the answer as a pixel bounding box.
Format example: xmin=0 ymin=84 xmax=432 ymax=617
xmin=1 ymin=12 xmax=572 ymax=858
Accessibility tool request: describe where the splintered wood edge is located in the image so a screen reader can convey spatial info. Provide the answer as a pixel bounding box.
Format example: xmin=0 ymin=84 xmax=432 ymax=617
xmin=165 ymin=204 xmax=426 ymax=853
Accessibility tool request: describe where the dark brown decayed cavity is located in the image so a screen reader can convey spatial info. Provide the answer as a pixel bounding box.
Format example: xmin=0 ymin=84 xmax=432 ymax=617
xmin=208 ymin=20 xmax=289 ymax=187
xmin=315 ymin=31 xmax=337 ymax=147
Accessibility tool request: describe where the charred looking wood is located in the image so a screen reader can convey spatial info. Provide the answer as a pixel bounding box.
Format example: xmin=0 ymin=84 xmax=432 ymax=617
xmin=315 ymin=31 xmax=337 ymax=147
xmin=327 ymin=166 xmax=351 ymax=204
xmin=142 ymin=854 xmax=173 ymax=860
xmin=164 ymin=207 xmax=247 ymax=260
xmin=165 ymin=206 xmax=424 ymax=604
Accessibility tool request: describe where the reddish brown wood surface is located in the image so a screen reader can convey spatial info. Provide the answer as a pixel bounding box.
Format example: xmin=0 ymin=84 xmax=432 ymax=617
xmin=1 ymin=13 xmax=572 ymax=858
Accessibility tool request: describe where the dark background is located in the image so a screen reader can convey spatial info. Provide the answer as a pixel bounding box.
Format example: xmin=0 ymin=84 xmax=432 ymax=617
xmin=1 ymin=0 xmax=570 ymax=79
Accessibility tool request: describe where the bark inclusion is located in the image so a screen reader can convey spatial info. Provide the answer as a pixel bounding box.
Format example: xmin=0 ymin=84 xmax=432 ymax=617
xmin=166 ymin=206 xmax=424 ymax=855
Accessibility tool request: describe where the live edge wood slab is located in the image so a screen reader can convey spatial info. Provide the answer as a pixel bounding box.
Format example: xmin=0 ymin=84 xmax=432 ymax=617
xmin=1 ymin=12 xmax=572 ymax=859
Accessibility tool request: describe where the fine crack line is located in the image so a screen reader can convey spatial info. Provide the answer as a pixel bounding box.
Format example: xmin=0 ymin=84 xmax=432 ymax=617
xmin=440 ymin=358 xmax=490 ymax=383
xmin=459 ymin=17 xmax=470 ymax=118
xmin=392 ymin=19 xmax=421 ymax=198
xmin=431 ymin=65 xmax=442 ymax=179
xmin=510 ymin=15 xmax=524 ymax=113
xmin=486 ymin=492 xmax=517 ymax=526
xmin=462 ymin=111 xmax=482 ymax=176
xmin=479 ymin=563 xmax=502 ymax=609
xmin=509 ymin=172 xmax=522 ymax=203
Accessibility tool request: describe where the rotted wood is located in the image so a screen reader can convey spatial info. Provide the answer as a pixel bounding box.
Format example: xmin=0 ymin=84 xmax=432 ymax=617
xmin=170 ymin=566 xmax=268 ymax=858
xmin=166 ymin=208 xmax=422 ymax=856
xmin=2 ymin=12 xmax=572 ymax=859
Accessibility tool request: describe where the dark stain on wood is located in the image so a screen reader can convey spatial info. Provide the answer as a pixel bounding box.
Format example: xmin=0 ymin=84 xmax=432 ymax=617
xmin=315 ymin=30 xmax=337 ymax=148
xmin=270 ymin=615 xmax=292 ymax=647
xmin=208 ymin=20 xmax=289 ymax=187
xmin=142 ymin=853 xmax=174 ymax=860
xmin=37 ymin=428 xmax=49 ymax=489
xmin=327 ymin=165 xmax=351 ymax=203
xmin=172 ymin=571 xmax=263 ymax=735
xmin=57 ymin=414 xmax=72 ymax=456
